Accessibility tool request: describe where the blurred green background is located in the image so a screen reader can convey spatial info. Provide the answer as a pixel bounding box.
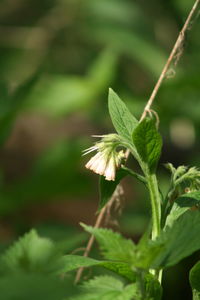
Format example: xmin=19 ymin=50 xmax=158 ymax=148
xmin=0 ymin=0 xmax=199 ymax=299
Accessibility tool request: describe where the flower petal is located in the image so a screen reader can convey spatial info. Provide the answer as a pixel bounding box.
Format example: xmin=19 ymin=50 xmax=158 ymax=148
xmin=85 ymin=152 xmax=102 ymax=169
xmin=104 ymin=156 xmax=116 ymax=181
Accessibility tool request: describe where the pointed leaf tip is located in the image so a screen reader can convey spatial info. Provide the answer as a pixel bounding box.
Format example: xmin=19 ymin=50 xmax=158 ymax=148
xmin=108 ymin=89 xmax=138 ymax=143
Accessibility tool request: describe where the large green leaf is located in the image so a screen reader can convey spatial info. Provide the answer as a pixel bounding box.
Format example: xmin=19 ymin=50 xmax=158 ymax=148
xmin=135 ymin=210 xmax=200 ymax=270
xmin=81 ymin=223 xmax=136 ymax=262
xmin=135 ymin=240 xmax=164 ymax=270
xmin=70 ymin=273 xmax=162 ymax=300
xmin=108 ymin=88 xmax=138 ymax=143
xmin=70 ymin=275 xmax=140 ymax=300
xmin=190 ymin=261 xmax=200 ymax=300
xmin=82 ymin=211 xmax=200 ymax=273
xmin=166 ymin=191 xmax=200 ymax=227
xmin=132 ymin=117 xmax=162 ymax=172
xmin=101 ymin=261 xmax=136 ymax=282
xmin=53 ymin=255 xmax=136 ymax=282
xmin=81 ymin=223 xmax=163 ymax=271
xmin=51 ymin=255 xmax=102 ymax=274
xmin=130 ymin=210 xmax=200 ymax=270
xmin=153 ymin=211 xmax=200 ymax=269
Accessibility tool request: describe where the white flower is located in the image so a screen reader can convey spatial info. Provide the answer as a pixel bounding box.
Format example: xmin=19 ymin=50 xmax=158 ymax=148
xmin=104 ymin=154 xmax=116 ymax=181
xmin=85 ymin=150 xmax=109 ymax=176
xmin=83 ymin=134 xmax=125 ymax=181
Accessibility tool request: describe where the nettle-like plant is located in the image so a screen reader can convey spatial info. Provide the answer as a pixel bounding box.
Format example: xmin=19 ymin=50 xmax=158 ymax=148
xmin=74 ymin=89 xmax=200 ymax=300
xmin=71 ymin=1 xmax=200 ymax=299
xmin=0 ymin=1 xmax=199 ymax=300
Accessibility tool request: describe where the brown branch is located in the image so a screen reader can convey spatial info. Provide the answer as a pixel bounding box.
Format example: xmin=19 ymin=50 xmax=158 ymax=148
xmin=74 ymin=186 xmax=121 ymax=284
xmin=75 ymin=0 xmax=200 ymax=284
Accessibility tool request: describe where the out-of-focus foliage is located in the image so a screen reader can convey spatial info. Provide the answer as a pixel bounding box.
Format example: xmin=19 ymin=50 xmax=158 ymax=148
xmin=0 ymin=229 xmax=81 ymax=299
xmin=0 ymin=0 xmax=199 ymax=299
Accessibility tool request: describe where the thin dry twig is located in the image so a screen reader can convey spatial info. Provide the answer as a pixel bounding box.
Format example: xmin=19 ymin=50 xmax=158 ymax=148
xmin=74 ymin=185 xmax=121 ymax=284
xmin=75 ymin=0 xmax=200 ymax=284
xmin=140 ymin=0 xmax=200 ymax=121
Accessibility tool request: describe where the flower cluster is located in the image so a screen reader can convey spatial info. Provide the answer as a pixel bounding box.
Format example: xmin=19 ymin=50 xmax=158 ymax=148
xmin=83 ymin=134 xmax=125 ymax=181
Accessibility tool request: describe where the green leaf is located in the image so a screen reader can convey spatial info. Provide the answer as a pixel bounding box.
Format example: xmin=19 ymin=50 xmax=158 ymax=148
xmin=108 ymin=88 xmax=138 ymax=143
xmin=166 ymin=191 xmax=200 ymax=227
xmin=135 ymin=240 xmax=164 ymax=270
xmin=70 ymin=275 xmax=140 ymax=300
xmin=81 ymin=217 xmax=200 ymax=273
xmin=1 ymin=229 xmax=57 ymax=274
xmin=71 ymin=274 xmax=162 ymax=300
xmin=120 ymin=210 xmax=200 ymax=271
xmin=51 ymin=255 xmax=102 ymax=274
xmin=132 ymin=117 xmax=162 ymax=172
xmin=81 ymin=216 xmax=200 ymax=274
xmin=81 ymin=224 xmax=163 ymax=271
xmin=190 ymin=261 xmax=200 ymax=300
xmin=81 ymin=223 xmax=136 ymax=262
xmin=153 ymin=211 xmax=200 ymax=269
xmin=101 ymin=261 xmax=136 ymax=282
xmin=53 ymin=255 xmax=136 ymax=282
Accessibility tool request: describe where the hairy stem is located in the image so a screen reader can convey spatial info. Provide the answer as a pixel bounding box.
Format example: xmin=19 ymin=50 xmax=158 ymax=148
xmin=147 ymin=173 xmax=161 ymax=240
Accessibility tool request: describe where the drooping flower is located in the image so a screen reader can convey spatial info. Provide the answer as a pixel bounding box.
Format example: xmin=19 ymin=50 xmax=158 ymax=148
xmin=83 ymin=134 xmax=125 ymax=181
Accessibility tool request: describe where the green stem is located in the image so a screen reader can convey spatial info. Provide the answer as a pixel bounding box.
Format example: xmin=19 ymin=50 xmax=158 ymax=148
xmin=121 ymin=166 xmax=147 ymax=185
xmin=146 ymin=172 xmax=163 ymax=283
xmin=147 ymin=173 xmax=161 ymax=240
